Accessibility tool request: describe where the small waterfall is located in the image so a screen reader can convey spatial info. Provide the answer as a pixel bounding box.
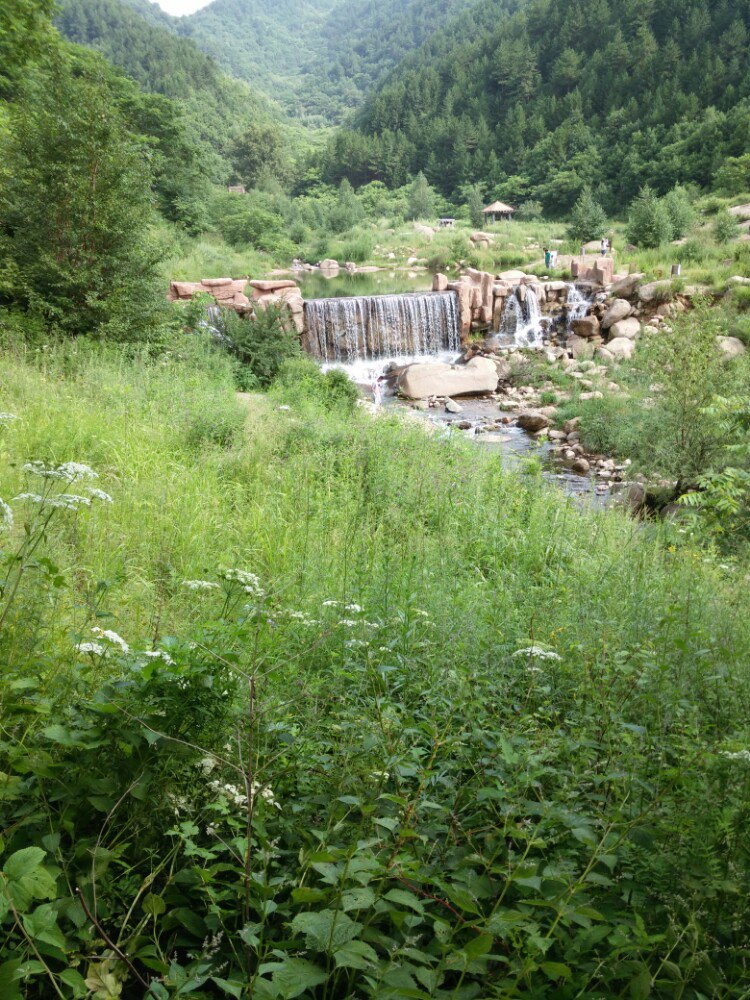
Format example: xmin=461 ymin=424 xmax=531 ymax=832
xmin=500 ymin=285 xmax=543 ymax=348
xmin=304 ymin=291 xmax=460 ymax=363
xmin=565 ymin=284 xmax=592 ymax=331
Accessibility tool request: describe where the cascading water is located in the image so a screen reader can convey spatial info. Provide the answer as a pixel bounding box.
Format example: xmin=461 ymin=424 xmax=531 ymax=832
xmin=565 ymin=283 xmax=592 ymax=331
xmin=500 ymin=286 xmax=543 ymax=348
xmin=304 ymin=291 xmax=460 ymax=363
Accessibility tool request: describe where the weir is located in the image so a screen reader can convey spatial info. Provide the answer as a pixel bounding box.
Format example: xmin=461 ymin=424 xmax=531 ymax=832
xmin=304 ymin=291 xmax=461 ymax=363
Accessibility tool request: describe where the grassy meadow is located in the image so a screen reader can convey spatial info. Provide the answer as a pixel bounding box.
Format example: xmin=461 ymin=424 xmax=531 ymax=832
xmin=1 ymin=330 xmax=750 ymax=996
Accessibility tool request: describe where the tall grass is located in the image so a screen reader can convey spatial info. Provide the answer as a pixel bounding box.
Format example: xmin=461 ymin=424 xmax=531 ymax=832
xmin=2 ymin=334 xmax=750 ymax=995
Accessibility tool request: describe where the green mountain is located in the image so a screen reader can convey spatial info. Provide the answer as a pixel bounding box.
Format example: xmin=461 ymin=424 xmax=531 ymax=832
xmin=320 ymin=0 xmax=750 ymax=211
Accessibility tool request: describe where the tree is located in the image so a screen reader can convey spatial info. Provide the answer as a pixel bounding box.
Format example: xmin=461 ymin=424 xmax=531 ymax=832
xmin=465 ymin=184 xmax=485 ymax=228
xmin=713 ymin=209 xmax=737 ymax=244
xmin=327 ymin=178 xmax=365 ymax=233
xmin=0 ymin=0 xmax=55 ymax=94
xmin=626 ymin=186 xmax=673 ymax=248
xmin=406 ymin=172 xmax=435 ymax=220
xmin=0 ymin=62 xmax=161 ymax=337
xmin=566 ymin=187 xmax=607 ymax=243
xmin=663 ymin=185 xmax=695 ymax=239
xmin=231 ymin=122 xmax=286 ymax=189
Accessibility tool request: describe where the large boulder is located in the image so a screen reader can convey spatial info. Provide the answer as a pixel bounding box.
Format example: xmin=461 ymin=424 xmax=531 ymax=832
xmin=601 ymin=298 xmax=633 ymax=329
xmin=606 ymin=337 xmax=635 ymax=360
xmin=717 ymin=336 xmax=747 ymax=359
xmin=609 ymin=317 xmax=641 ymax=340
xmin=609 ymin=273 xmax=644 ymax=300
xmin=498 ymin=269 xmax=527 ymax=282
xmin=566 ymin=334 xmax=595 ymax=360
xmin=432 ymin=273 xmax=449 ymax=291
xmin=571 ymin=315 xmax=600 ymax=339
xmin=637 ymin=280 xmax=672 ymax=304
xmin=396 ymin=356 xmax=498 ymax=399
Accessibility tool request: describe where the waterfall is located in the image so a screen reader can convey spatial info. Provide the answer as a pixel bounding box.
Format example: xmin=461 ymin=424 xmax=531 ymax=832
xmin=500 ymin=286 xmax=543 ymax=348
xmin=304 ymin=291 xmax=460 ymax=363
xmin=566 ymin=284 xmax=592 ymax=331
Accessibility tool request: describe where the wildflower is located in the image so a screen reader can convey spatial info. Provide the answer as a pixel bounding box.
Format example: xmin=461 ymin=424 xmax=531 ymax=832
xmin=182 ymin=580 xmax=220 ymax=591
xmin=76 ymin=641 xmax=106 ymax=656
xmin=23 ymin=460 xmax=98 ymax=482
xmin=513 ymin=646 xmax=561 ymax=661
xmin=199 ymin=756 xmax=217 ymax=774
xmin=285 ymin=610 xmax=319 ymax=626
xmin=15 ymin=492 xmax=92 ymax=510
xmin=720 ymin=749 xmax=750 ymax=762
xmin=87 ymin=488 xmax=114 ymax=503
xmin=344 ymin=603 xmax=363 ymax=613
xmin=0 ymin=499 xmax=13 ymax=531
xmin=141 ymin=650 xmax=175 ymax=665
xmin=0 ymin=413 xmax=18 ymax=422
xmin=322 ymin=600 xmax=340 ymax=607
xmin=92 ymin=627 xmax=129 ymax=654
xmin=338 ymin=619 xmax=360 ymax=628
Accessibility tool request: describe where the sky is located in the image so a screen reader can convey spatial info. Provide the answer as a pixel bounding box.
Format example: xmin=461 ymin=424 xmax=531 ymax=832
xmin=150 ymin=0 xmax=213 ymax=15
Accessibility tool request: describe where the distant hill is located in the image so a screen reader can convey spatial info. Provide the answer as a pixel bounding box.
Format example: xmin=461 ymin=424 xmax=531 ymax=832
xmin=320 ymin=0 xmax=750 ymax=210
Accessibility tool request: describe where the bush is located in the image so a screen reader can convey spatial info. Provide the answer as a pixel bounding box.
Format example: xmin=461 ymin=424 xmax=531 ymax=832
xmin=714 ymin=209 xmax=737 ymax=244
xmin=406 ymin=171 xmax=436 ymax=220
xmin=566 ymin=187 xmax=608 ymax=243
xmin=339 ymin=233 xmax=374 ymax=263
xmin=664 ymin=185 xmax=696 ymax=238
xmin=626 ymin=187 xmax=674 ymax=248
xmin=516 ymin=199 xmax=543 ymax=221
xmin=271 ymin=356 xmax=360 ymax=412
xmin=211 ymin=304 xmax=301 ymax=387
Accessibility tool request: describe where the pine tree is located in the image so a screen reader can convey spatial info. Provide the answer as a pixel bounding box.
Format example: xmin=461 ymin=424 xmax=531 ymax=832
xmin=566 ymin=188 xmax=608 ymax=243
xmin=406 ymin=172 xmax=435 ymax=220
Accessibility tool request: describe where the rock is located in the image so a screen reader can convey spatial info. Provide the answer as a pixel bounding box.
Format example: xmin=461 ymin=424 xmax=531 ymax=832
xmin=498 ymin=270 xmax=527 ymax=282
xmin=202 ymin=277 xmax=233 ymax=287
xmin=319 ymin=259 xmax=340 ymax=272
xmin=624 ymin=482 xmax=646 ymax=513
xmin=601 ymin=298 xmax=633 ymax=329
xmin=729 ymin=204 xmax=750 ymax=220
xmin=548 ymin=429 xmax=566 ymax=441
xmin=250 ymin=279 xmax=298 ymax=293
xmin=572 ymin=457 xmax=590 ymax=474
xmin=396 ymin=357 xmax=498 ymax=399
xmin=567 ymin=334 xmax=595 ymax=360
xmin=610 ymin=273 xmax=643 ymax=299
xmin=413 ymin=223 xmax=435 ymax=238
xmin=345 ymin=261 xmax=357 ymax=273
xmin=432 ymin=273 xmax=449 ymax=292
xmin=717 ymin=336 xmax=746 ymax=359
xmin=637 ymin=280 xmax=672 ymax=304
xmin=457 ymin=420 xmax=472 ymax=429
xmin=579 ymin=391 xmax=603 ymax=400
xmin=412 ymin=399 xmax=429 ymax=410
xmin=609 ymin=317 xmax=641 ymax=340
xmin=517 ymin=411 xmax=550 ymax=432
xmin=595 ymin=346 xmax=614 ymax=361
xmin=571 ymin=315 xmax=600 ymax=339
xmin=445 ymin=397 xmax=463 ymax=414
xmin=563 ymin=417 xmax=580 ymax=434
xmin=606 ymin=337 xmax=635 ymax=360
xmin=728 ymin=275 xmax=750 ymax=286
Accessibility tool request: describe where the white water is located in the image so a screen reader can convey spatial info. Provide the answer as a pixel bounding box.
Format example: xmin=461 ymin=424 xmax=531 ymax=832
xmin=500 ymin=286 xmax=543 ymax=348
xmin=566 ymin=284 xmax=592 ymax=330
xmin=305 ymin=291 xmax=460 ymax=363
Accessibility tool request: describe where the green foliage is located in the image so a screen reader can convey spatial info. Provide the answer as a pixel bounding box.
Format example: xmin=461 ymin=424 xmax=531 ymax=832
xmin=212 ymin=304 xmax=302 ymax=388
xmin=626 ymin=186 xmax=674 ymax=249
xmin=464 ymin=183 xmax=484 ymax=227
xmin=271 ymin=355 xmax=360 ymax=411
xmin=663 ymin=185 xmax=696 ymax=239
xmin=714 ymin=153 xmax=750 ymax=195
xmin=406 ymin=171 xmax=435 ymax=220
xmin=328 ymin=178 xmax=366 ymax=233
xmin=2 ymin=336 xmax=750 ymax=995
xmin=0 ymin=0 xmax=55 ymax=93
xmin=714 ymin=209 xmax=738 ymax=244
xmin=231 ymin=122 xmax=287 ymax=188
xmin=566 ymin=187 xmax=608 ymax=243
xmin=0 ymin=60 xmax=163 ymax=338
xmin=516 ymin=198 xmax=543 ymax=221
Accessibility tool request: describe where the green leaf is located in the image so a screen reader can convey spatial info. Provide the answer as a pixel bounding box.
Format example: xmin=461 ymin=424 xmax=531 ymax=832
xmin=211 ymin=978 xmax=244 ymax=998
xmin=0 ymin=960 xmax=23 ymax=1000
xmin=270 ymin=958 xmax=327 ymax=999
xmin=341 ymin=887 xmax=375 ymax=912
xmin=384 ymin=888 xmax=424 ymax=913
xmin=541 ymin=961 xmax=572 ymax=981
xmin=630 ymin=967 xmax=652 ymax=999
xmin=3 ymin=847 xmax=45 ymax=879
xmin=2 ymin=848 xmax=56 ymax=911
xmin=59 ymin=969 xmax=88 ymax=996
xmin=143 ymin=894 xmax=166 ymax=916
xmin=333 ymin=939 xmax=378 ymax=970
xmin=290 ymin=909 xmax=362 ymax=952
xmin=23 ymin=904 xmax=67 ymax=951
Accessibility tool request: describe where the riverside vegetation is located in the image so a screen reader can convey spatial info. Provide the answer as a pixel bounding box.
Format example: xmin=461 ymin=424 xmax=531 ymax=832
xmin=3 ymin=0 xmax=750 ymax=996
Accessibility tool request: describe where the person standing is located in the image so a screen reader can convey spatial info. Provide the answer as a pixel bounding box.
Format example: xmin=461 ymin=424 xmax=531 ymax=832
xmin=600 ymin=237 xmax=608 ymax=256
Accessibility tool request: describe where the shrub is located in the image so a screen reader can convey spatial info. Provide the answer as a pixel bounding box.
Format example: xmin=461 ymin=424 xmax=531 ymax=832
xmin=566 ymin=187 xmax=608 ymax=243
xmin=339 ymin=233 xmax=374 ymax=263
xmin=626 ymin=186 xmax=674 ymax=248
xmin=406 ymin=171 xmax=436 ymax=220
xmin=714 ymin=210 xmax=738 ymax=244
xmin=272 ymin=356 xmax=360 ymax=412
xmin=730 ymin=284 xmax=750 ymax=313
xmin=212 ymin=304 xmax=301 ymax=387
xmin=664 ymin=185 xmax=696 ymax=238
xmin=426 ymin=246 xmax=452 ymax=273
xmin=516 ymin=199 xmax=543 ymax=221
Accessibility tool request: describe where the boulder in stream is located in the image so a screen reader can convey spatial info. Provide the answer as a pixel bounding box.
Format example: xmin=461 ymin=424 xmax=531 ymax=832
xmin=396 ymin=357 xmax=498 ymax=399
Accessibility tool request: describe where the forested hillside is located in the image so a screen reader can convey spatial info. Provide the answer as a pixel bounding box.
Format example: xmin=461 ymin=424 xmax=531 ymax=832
xmin=320 ymin=0 xmax=750 ymax=212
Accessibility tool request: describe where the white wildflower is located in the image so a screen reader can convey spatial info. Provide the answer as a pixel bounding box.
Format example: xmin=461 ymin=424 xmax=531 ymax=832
xmin=23 ymin=460 xmax=98 ymax=482
xmin=0 ymin=499 xmax=13 ymax=531
xmin=720 ymin=749 xmax=750 ymax=762
xmin=182 ymin=580 xmax=219 ymax=591
xmin=338 ymin=619 xmax=360 ymax=628
xmin=345 ymin=639 xmax=368 ymax=648
xmin=201 ymin=931 xmax=223 ymax=957
xmin=222 ymin=569 xmax=264 ymax=595
xmin=0 ymin=413 xmax=18 ymax=422
xmin=141 ymin=650 xmax=175 ymax=665
xmin=513 ymin=646 xmax=561 ymax=661
xmin=76 ymin=641 xmax=106 ymax=656
xmin=87 ymin=488 xmax=113 ymax=503
xmin=92 ymin=627 xmax=129 ymax=654
xmin=14 ymin=492 xmax=91 ymax=510
xmin=285 ymin=611 xmax=319 ymax=626
xmin=199 ymin=756 xmax=217 ymax=773
xmin=322 ymin=600 xmax=340 ymax=607
xmin=344 ymin=603 xmax=363 ymax=613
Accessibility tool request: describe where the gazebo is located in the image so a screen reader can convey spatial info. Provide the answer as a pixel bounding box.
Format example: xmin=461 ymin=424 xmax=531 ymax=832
xmin=483 ymin=201 xmax=515 ymax=223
